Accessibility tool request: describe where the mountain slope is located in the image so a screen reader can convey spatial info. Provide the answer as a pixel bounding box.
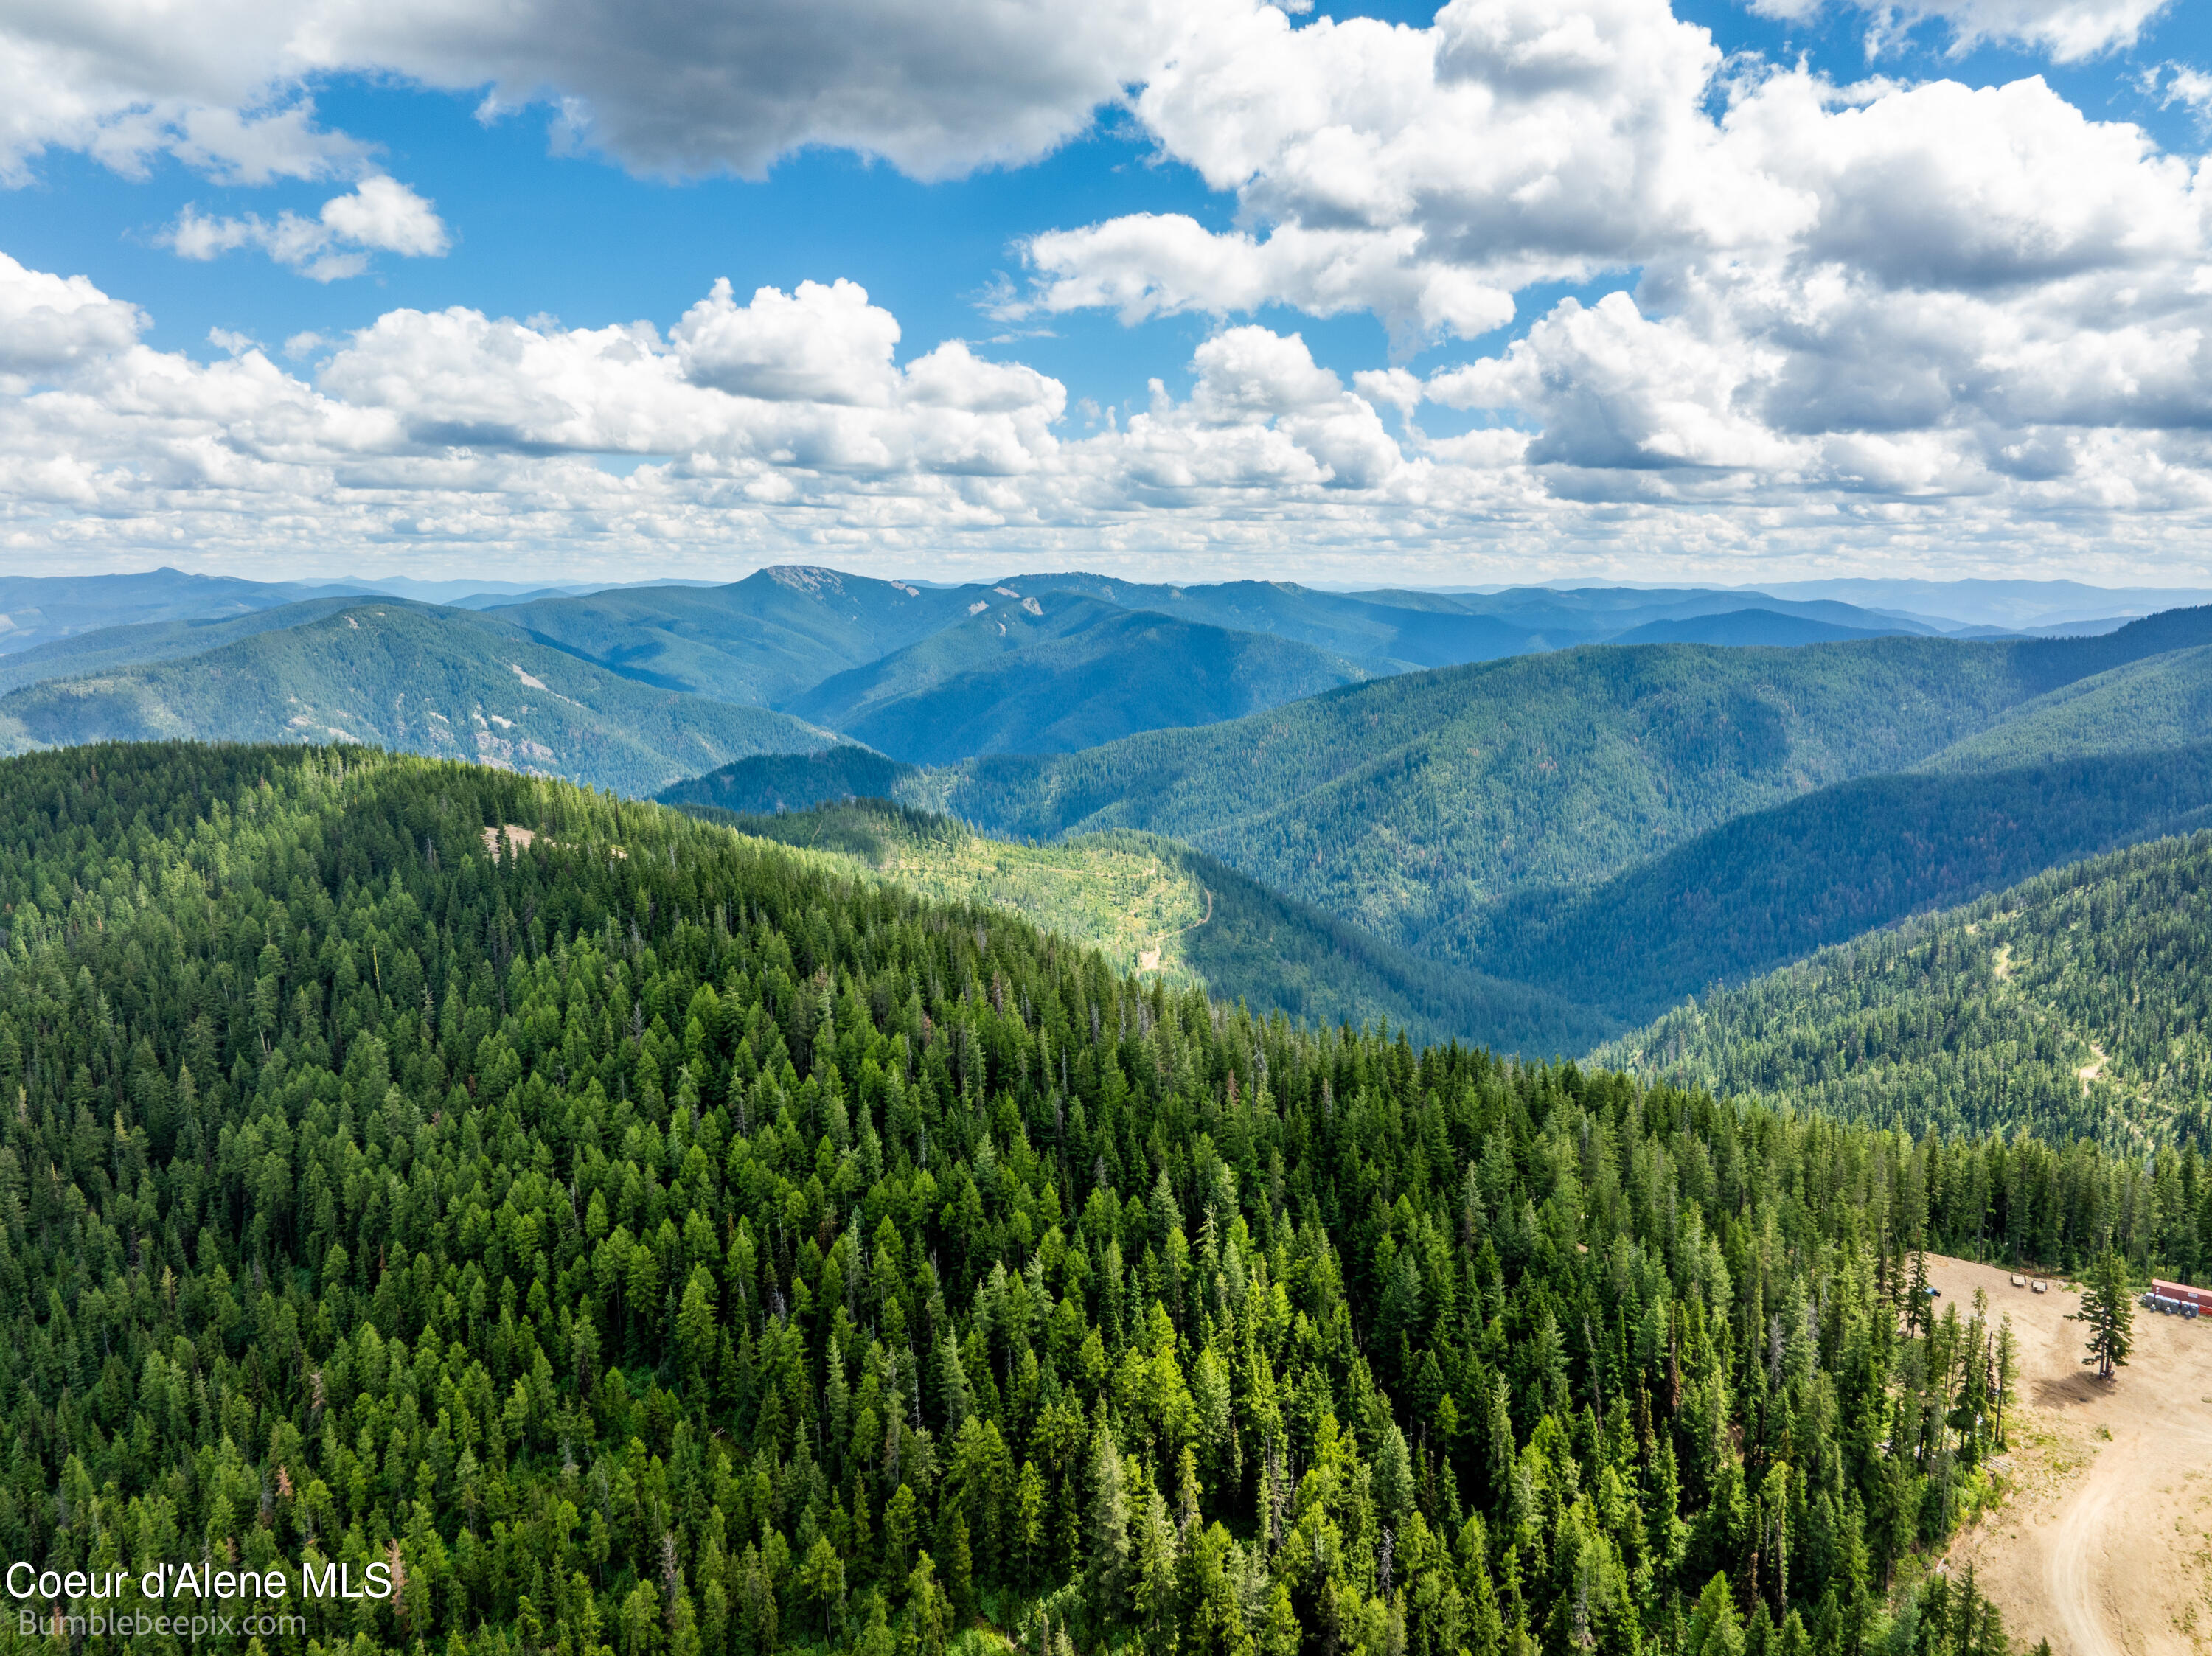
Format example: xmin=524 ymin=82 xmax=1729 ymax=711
xmin=0 ymin=596 xmax=371 ymax=694
xmin=490 ymin=563 xmax=984 ymax=704
xmin=1916 ymin=641 xmax=2212 ymax=773
xmin=787 ymin=591 xmax=1368 ymax=762
xmin=676 ymin=797 xmax=1611 ymax=1052
xmin=1003 ymin=574 xmax=1548 ymax=667
xmin=658 ymin=747 xmax=914 ymax=814
xmin=902 ymin=611 xmax=2212 ymax=963
xmin=498 ymin=570 xmax=1947 ymax=723
xmin=1470 ymin=742 xmax=2212 ymax=1024
xmin=0 ymin=601 xmax=837 ymax=794
xmin=1419 ymin=584 xmax=1946 ymax=640
xmin=1599 ymin=829 xmax=2212 ymax=1150
xmin=1605 ymin=608 xmax=1904 ymax=647
xmin=0 ymin=566 xmax=330 ymax=653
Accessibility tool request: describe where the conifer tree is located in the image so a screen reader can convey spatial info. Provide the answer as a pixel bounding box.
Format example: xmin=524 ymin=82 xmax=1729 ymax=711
xmin=2073 ymin=1248 xmax=2135 ymax=1381
xmin=1086 ymin=1430 xmax=1132 ymax=1624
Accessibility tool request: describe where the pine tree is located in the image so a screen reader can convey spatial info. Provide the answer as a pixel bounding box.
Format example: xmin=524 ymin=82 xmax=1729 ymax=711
xmin=2073 ymin=1248 xmax=2135 ymax=1381
xmin=1016 ymin=1460 xmax=1048 ymax=1590
xmin=1994 ymin=1315 xmax=2017 ymax=1447
xmin=1086 ymin=1430 xmax=1131 ymax=1622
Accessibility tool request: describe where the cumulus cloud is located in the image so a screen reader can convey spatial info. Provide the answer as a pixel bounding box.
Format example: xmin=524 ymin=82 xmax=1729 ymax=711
xmin=1012 ymin=0 xmax=1785 ymax=349
xmin=161 ymin=175 xmax=451 ymax=280
xmin=672 ymin=279 xmax=902 ymax=406
xmin=0 ymin=252 xmax=145 ymax=375
xmin=976 ymin=0 xmax=2212 ymax=564
xmin=8 ymin=250 xmax=2212 ymax=584
xmin=0 ymin=0 xmax=1181 ymax=187
xmin=1012 ymin=215 xmax=1514 ymax=351
xmin=1014 ymin=0 xmax=2205 ymax=345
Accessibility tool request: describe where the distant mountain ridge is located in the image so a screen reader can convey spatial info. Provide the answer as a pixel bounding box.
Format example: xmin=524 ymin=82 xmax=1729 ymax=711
xmin=0 ymin=601 xmax=839 ymax=796
xmin=0 ymin=566 xmax=2015 ymax=784
xmin=1604 ymin=608 xmax=1905 ymax=647
xmin=783 ymin=588 xmax=1370 ymax=762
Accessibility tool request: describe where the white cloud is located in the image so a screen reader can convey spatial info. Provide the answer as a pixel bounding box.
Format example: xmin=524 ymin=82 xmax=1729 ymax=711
xmin=0 ymin=0 xmax=1182 ymax=187
xmin=1428 ymin=293 xmax=1804 ymax=474
xmin=1749 ymin=0 xmax=2170 ymax=63
xmin=1725 ymin=72 xmax=2199 ymax=291
xmin=161 ymin=175 xmax=451 ymax=280
xmin=672 ymin=279 xmax=902 ymax=406
xmin=1013 ymin=214 xmax=1514 ymax=351
xmin=0 ymin=251 xmax=145 ymax=375
xmin=2149 ymin=63 xmax=2212 ymax=122
xmin=1032 ymin=0 xmax=1784 ymax=349
xmin=10 ymin=251 xmax=2212 ymax=585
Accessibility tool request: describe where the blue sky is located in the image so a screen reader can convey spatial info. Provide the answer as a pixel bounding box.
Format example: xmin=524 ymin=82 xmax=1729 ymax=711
xmin=2 ymin=0 xmax=2210 ymax=584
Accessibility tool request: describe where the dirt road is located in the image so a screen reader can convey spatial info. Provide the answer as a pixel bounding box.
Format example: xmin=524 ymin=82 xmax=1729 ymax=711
xmin=1933 ymin=1256 xmax=2212 ymax=1655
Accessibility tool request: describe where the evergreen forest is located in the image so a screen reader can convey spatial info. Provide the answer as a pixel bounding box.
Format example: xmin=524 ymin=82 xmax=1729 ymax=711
xmin=1 ymin=742 xmax=2186 ymax=1656
xmin=1603 ymin=830 xmax=2212 ymax=1154
xmin=667 ymin=798 xmax=1607 ymax=1055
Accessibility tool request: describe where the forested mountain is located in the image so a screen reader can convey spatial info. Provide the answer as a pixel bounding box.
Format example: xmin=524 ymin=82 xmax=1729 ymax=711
xmin=1601 ymin=830 xmax=2212 ymax=1152
xmin=992 ymin=577 xmax=1547 ymax=669
xmin=1916 ymin=643 xmax=2212 ymax=774
xmin=0 ymin=597 xmax=371 ymax=695
xmin=786 ymin=594 xmax=1368 ymax=764
xmin=904 ymin=613 xmax=2212 ymax=967
xmin=669 ymin=797 xmax=1608 ymax=1054
xmin=0 ymin=568 xmax=336 ymax=655
xmin=661 ymin=752 xmax=916 ymax=817
xmin=1604 ymin=611 xmax=1902 ymax=648
xmin=0 ymin=605 xmax=837 ymax=796
xmin=1466 ymin=743 xmax=2212 ymax=1026
xmin=490 ymin=568 xmax=981 ymax=709
xmin=1754 ymin=576 xmax=2212 ymax=630
xmin=0 ymin=739 xmax=2175 ymax=1656
xmin=1440 ymin=589 xmax=1942 ymax=643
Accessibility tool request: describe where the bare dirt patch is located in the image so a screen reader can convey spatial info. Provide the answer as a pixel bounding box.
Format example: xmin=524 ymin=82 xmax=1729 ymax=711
xmin=1934 ymin=1254 xmax=2212 ymax=1655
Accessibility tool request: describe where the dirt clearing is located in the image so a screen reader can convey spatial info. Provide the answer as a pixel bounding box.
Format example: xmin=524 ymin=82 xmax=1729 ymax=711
xmin=1933 ymin=1254 xmax=2212 ymax=1654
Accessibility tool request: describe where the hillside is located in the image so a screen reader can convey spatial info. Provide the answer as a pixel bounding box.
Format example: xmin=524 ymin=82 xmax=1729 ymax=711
xmin=1470 ymin=742 xmax=2212 ymax=1024
xmin=787 ymin=591 xmax=1368 ymax=762
xmin=0 ymin=595 xmax=369 ymax=695
xmin=490 ymin=565 xmax=987 ymax=705
xmin=673 ymin=797 xmax=1610 ymax=1052
xmin=0 ymin=602 xmax=837 ymax=795
xmin=0 ymin=566 xmax=333 ymax=654
xmin=493 ymin=571 xmax=1954 ymax=719
xmin=905 ymin=611 xmax=2212 ymax=963
xmin=1600 ymin=829 xmax=2212 ymax=1150
xmin=998 ymin=574 xmax=1547 ymax=668
xmin=658 ymin=747 xmax=915 ymax=814
xmin=1917 ymin=641 xmax=2212 ymax=773
xmin=0 ymin=738 xmax=2186 ymax=1656
xmin=1605 ymin=608 xmax=1903 ymax=647
xmin=1419 ymin=584 xmax=1947 ymax=641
